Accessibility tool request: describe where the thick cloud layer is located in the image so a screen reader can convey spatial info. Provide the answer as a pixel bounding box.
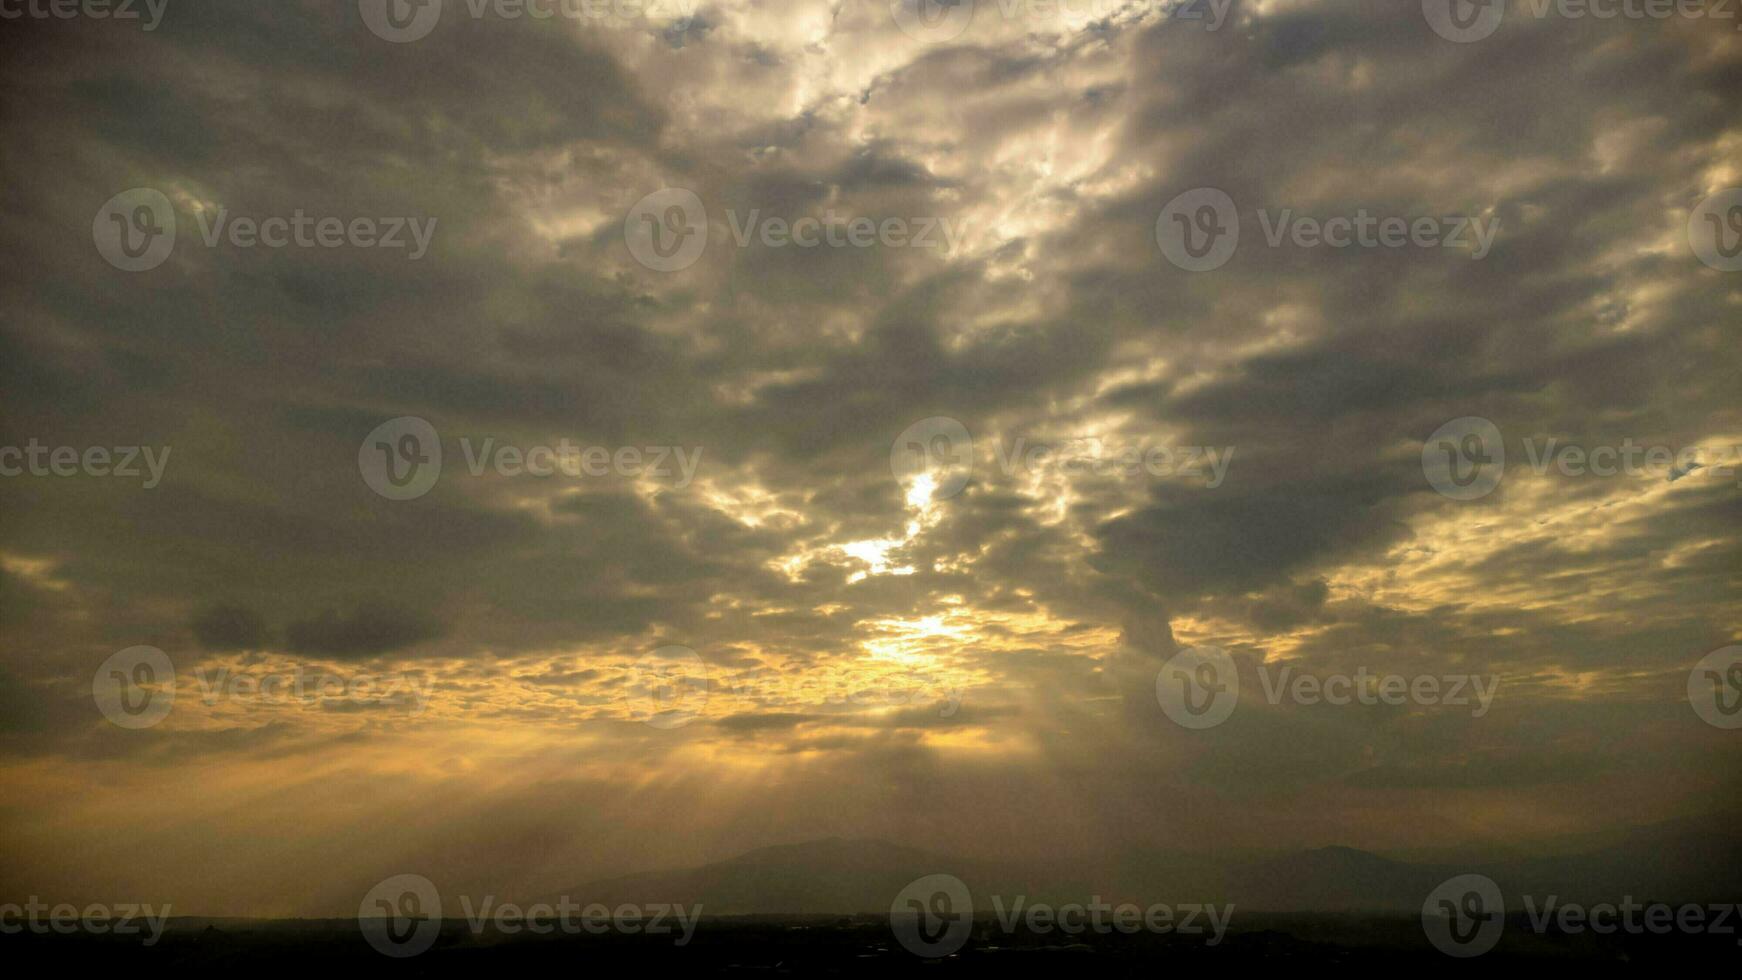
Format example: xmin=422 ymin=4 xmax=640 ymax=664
xmin=0 ymin=0 xmax=1737 ymax=914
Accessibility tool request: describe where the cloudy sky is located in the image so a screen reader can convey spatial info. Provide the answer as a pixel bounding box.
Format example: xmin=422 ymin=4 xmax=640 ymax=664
xmin=1 ymin=0 xmax=1738 ymax=916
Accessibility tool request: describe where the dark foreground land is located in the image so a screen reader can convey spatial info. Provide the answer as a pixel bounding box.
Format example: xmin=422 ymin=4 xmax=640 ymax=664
xmin=6 ymin=913 xmax=1738 ymax=976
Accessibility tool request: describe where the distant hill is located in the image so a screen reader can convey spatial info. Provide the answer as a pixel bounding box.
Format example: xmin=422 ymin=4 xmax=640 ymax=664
xmin=556 ymin=814 xmax=1742 ymax=915
xmin=560 ymin=838 xmax=993 ymax=915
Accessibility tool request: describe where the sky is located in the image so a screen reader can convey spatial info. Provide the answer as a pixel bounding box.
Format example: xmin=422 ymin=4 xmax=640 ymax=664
xmin=0 ymin=0 xmax=1739 ymax=917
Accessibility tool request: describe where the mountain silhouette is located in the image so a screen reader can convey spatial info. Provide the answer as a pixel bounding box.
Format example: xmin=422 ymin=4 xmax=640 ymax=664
xmin=556 ymin=814 xmax=1741 ymax=915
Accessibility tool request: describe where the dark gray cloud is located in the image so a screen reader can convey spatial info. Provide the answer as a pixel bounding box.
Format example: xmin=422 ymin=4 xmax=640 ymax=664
xmin=0 ymin=0 xmax=1738 ymax=915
